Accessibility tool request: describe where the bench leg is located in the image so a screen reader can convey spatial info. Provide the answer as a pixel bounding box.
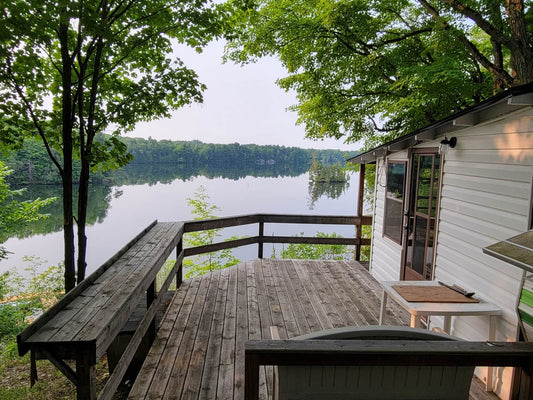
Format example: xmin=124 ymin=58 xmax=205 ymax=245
xmin=30 ymin=349 xmax=38 ymax=387
xmin=486 ymin=315 xmax=497 ymax=391
xmin=76 ymin=354 xmax=96 ymax=400
xmin=147 ymin=280 xmax=157 ymax=342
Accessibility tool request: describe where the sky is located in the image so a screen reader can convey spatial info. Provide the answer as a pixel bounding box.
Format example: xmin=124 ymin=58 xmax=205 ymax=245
xmin=131 ymin=40 xmax=356 ymax=151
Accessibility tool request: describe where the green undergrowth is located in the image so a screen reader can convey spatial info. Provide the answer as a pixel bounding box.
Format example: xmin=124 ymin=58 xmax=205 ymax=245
xmin=0 ymin=353 xmax=116 ymax=400
xmin=0 ymin=258 xmax=79 ymax=400
xmin=0 ymin=258 xmax=63 ymax=357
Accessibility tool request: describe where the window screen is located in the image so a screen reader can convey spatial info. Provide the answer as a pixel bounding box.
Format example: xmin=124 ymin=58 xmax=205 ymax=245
xmin=384 ymin=162 xmax=406 ymax=244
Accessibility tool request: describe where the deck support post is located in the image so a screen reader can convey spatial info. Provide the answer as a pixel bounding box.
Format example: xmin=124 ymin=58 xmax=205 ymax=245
xmin=355 ymin=164 xmax=366 ymax=261
xmin=176 ymin=239 xmax=183 ymax=288
xmin=258 ymin=221 xmax=264 ymax=259
xmin=147 ymin=280 xmax=157 ymax=341
xmin=76 ymin=353 xmax=96 ymax=400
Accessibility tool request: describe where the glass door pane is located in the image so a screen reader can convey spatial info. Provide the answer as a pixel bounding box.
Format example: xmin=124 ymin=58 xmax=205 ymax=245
xmin=403 ymin=153 xmax=440 ymax=281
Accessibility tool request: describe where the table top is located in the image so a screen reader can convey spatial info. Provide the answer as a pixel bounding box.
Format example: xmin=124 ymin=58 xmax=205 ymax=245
xmin=382 ymin=281 xmax=501 ymax=316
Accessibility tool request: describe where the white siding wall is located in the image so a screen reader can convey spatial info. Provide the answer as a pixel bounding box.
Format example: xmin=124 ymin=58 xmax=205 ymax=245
xmin=369 ymin=155 xmax=407 ymax=281
xmin=433 ymin=108 xmax=533 ymax=398
xmin=368 ymin=108 xmax=533 ymax=398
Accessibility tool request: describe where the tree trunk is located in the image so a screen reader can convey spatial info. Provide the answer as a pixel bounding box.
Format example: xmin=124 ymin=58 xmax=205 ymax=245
xmin=59 ymin=19 xmax=76 ymax=292
xmin=491 ymin=39 xmax=505 ymax=92
xmin=76 ymin=159 xmax=90 ymax=284
xmin=75 ymin=11 xmax=106 ymax=282
xmin=506 ymin=0 xmax=533 ymax=85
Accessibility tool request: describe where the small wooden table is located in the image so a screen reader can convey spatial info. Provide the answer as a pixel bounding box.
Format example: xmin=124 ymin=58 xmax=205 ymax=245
xmin=379 ymin=280 xmax=501 ymax=391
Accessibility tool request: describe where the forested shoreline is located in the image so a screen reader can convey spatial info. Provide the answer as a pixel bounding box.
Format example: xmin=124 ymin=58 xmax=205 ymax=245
xmin=1 ymin=136 xmax=354 ymax=185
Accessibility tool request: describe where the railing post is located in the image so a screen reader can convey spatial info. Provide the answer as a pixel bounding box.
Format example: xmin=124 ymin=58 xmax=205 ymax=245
xmin=355 ymin=164 xmax=366 ymax=261
xmin=258 ymin=221 xmax=264 ymax=259
xmin=176 ymin=239 xmax=183 ymax=288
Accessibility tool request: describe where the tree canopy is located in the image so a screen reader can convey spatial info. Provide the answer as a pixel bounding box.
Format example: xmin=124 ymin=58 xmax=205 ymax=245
xmin=0 ymin=0 xmax=229 ymax=290
xmin=227 ymin=0 xmax=533 ymax=146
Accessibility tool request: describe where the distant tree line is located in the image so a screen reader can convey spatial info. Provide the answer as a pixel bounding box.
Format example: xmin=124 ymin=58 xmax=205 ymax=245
xmin=1 ymin=136 xmax=354 ymax=185
xmin=121 ymin=137 xmax=350 ymax=167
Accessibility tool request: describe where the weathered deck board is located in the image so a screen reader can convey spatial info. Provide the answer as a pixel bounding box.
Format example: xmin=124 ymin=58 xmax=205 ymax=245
xmin=129 ymin=260 xmax=401 ymax=400
xmin=128 ymin=259 xmax=498 ymax=400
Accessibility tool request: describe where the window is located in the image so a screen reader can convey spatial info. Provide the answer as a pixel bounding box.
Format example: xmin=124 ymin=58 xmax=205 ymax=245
xmin=384 ymin=161 xmax=406 ymax=244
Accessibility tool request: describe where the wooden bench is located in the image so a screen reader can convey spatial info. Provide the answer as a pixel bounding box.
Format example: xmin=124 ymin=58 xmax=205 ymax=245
xmin=17 ymin=221 xmax=184 ymax=400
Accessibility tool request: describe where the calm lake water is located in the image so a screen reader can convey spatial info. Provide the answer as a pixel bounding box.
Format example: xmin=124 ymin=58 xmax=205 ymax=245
xmin=0 ymin=169 xmax=362 ymax=276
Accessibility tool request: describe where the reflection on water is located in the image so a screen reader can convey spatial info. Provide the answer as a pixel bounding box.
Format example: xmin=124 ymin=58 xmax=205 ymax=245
xmin=2 ymin=165 xmax=357 ymax=275
xmin=12 ymin=185 xmax=113 ymax=238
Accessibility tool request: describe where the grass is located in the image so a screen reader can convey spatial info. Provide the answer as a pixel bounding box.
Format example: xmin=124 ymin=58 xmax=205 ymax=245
xmin=0 ymin=352 xmax=129 ymax=400
xmin=0 ymin=353 xmax=78 ymax=400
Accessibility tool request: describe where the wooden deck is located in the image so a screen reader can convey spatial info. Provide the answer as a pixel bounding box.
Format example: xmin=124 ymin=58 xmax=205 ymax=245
xmin=128 ymin=259 xmax=498 ymax=400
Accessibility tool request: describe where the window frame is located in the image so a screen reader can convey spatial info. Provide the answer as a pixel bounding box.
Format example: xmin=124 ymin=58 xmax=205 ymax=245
xmin=383 ymin=160 xmax=407 ymax=245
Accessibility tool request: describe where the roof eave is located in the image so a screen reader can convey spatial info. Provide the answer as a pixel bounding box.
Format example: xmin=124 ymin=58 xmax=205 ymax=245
xmin=348 ymin=82 xmax=533 ymax=165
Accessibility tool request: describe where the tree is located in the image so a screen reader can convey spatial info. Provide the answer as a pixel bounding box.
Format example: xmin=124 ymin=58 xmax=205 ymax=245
xmin=0 ymin=1 xmax=228 ymax=291
xmin=307 ymin=158 xmax=350 ymax=209
xmin=275 ymin=232 xmax=353 ymax=260
xmin=227 ymin=0 xmax=533 ymax=146
xmin=183 ymin=186 xmax=240 ymax=278
xmin=0 ymin=162 xmax=53 ymax=260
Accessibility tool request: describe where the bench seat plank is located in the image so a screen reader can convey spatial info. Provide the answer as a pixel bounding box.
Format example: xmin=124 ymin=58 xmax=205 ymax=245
xmin=21 ymin=222 xmax=183 ymax=361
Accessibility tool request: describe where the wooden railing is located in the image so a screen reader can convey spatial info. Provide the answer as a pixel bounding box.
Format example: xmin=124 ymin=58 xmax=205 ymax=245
xmin=19 ymin=215 xmax=370 ymax=400
xmin=182 ymin=213 xmax=372 ymax=259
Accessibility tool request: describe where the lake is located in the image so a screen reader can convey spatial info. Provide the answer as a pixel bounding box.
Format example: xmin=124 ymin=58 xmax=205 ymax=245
xmin=0 ymin=166 xmax=362 ymax=276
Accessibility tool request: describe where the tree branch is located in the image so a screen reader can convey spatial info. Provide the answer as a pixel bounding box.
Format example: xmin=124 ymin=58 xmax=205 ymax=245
xmin=5 ymin=64 xmax=64 ymax=176
xmin=418 ymin=0 xmax=514 ymax=87
xmin=437 ymin=0 xmax=513 ymax=49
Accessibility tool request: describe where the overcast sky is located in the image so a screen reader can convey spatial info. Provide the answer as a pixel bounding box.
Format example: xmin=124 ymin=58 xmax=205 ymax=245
xmin=131 ymin=41 xmax=355 ymax=151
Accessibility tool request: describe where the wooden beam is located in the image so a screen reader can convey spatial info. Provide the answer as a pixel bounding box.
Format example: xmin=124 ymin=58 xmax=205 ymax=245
xmin=263 ymin=236 xmax=370 ymax=246
xmin=184 ymin=236 xmax=259 ymax=257
xmin=260 ymin=214 xmax=372 ymax=226
xmin=40 ymin=347 xmax=78 ymax=386
xmin=258 ymin=222 xmax=264 ymax=259
xmin=356 ymin=164 xmax=366 ymax=261
xmin=76 ymin=353 xmax=96 ymax=400
xmin=98 ymin=272 xmax=169 ymax=400
xmin=176 ymin=239 xmax=183 ymax=288
xmin=184 ymin=214 xmax=259 ymax=232
xmin=245 ymin=339 xmax=533 ymax=366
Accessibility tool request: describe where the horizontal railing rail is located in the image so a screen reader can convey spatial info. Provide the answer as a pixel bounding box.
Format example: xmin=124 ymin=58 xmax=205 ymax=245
xmin=180 ymin=213 xmax=372 ymax=261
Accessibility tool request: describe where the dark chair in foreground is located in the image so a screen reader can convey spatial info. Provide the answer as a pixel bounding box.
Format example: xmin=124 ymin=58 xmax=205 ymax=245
xmin=268 ymin=326 xmax=473 ymax=400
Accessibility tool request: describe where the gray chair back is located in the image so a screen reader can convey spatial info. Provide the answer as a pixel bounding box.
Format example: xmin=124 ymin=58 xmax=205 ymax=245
xmin=276 ymin=326 xmax=474 ymax=400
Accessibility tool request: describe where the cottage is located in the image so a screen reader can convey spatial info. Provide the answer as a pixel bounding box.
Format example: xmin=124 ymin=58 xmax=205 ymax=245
xmin=18 ymin=84 xmax=533 ymax=400
xmin=348 ymin=82 xmax=533 ymax=399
